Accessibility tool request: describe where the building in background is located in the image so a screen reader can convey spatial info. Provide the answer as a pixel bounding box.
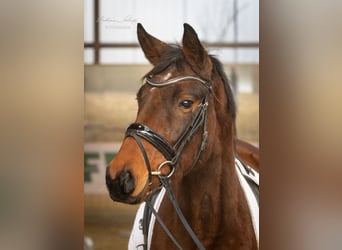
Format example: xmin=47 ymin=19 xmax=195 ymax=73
xmin=84 ymin=0 xmax=258 ymax=93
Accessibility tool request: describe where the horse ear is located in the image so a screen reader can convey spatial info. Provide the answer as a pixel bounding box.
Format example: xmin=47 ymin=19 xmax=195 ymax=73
xmin=182 ymin=23 xmax=212 ymax=78
xmin=137 ymin=23 xmax=170 ymax=65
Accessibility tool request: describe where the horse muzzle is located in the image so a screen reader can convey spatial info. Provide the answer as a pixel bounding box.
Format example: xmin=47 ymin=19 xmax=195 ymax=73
xmin=106 ymin=166 xmax=139 ymax=204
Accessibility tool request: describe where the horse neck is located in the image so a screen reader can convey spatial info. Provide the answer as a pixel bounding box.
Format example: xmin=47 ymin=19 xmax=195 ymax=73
xmin=153 ymin=123 xmax=257 ymax=249
xmin=177 ymin=130 xmax=239 ymax=218
xmin=171 ymin=128 xmax=246 ymax=241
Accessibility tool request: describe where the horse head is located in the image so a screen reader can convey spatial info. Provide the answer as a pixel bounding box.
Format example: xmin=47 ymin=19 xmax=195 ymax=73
xmin=106 ymin=23 xmax=236 ymax=204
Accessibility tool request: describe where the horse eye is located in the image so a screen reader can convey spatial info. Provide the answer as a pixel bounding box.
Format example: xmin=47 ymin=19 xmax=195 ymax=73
xmin=179 ymin=100 xmax=194 ymax=109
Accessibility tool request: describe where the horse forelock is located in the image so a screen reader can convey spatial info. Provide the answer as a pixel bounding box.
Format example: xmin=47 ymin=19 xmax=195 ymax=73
xmin=143 ymin=46 xmax=185 ymax=79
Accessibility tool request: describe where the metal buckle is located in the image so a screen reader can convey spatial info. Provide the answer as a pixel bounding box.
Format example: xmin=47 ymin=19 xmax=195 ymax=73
xmin=151 ymin=160 xmax=175 ymax=179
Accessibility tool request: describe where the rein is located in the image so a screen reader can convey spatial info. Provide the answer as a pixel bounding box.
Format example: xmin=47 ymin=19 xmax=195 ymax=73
xmin=125 ymin=75 xmax=211 ymax=250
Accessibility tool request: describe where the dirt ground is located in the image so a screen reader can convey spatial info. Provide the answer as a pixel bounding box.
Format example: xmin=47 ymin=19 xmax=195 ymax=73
xmin=84 ymin=194 xmax=139 ymax=250
xmin=84 ymin=91 xmax=258 ymax=249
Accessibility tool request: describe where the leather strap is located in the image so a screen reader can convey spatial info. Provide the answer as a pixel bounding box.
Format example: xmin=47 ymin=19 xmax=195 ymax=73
xmin=124 ymin=75 xmax=211 ymax=249
xmin=126 ymin=124 xmax=175 ymax=161
xmin=160 ymin=178 xmax=206 ymax=250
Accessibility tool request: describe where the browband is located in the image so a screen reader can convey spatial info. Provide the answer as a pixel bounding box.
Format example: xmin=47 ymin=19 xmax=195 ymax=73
xmin=146 ymin=75 xmax=211 ymax=89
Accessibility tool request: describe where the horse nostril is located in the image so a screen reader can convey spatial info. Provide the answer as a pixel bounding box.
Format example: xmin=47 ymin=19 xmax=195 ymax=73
xmin=119 ymin=170 xmax=135 ymax=194
xmin=106 ymin=166 xmax=135 ymax=199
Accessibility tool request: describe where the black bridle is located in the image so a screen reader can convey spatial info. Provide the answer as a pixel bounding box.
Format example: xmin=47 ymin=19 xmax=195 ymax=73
xmin=125 ymin=75 xmax=211 ymax=250
xmin=125 ymin=75 xmax=211 ymax=185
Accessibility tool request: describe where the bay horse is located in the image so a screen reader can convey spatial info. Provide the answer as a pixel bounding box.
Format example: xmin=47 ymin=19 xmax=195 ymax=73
xmin=106 ymin=23 xmax=259 ymax=250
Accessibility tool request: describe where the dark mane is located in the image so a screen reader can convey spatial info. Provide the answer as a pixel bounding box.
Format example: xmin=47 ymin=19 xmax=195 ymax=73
xmin=210 ymin=55 xmax=237 ymax=120
xmin=144 ymin=47 xmax=237 ymax=120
